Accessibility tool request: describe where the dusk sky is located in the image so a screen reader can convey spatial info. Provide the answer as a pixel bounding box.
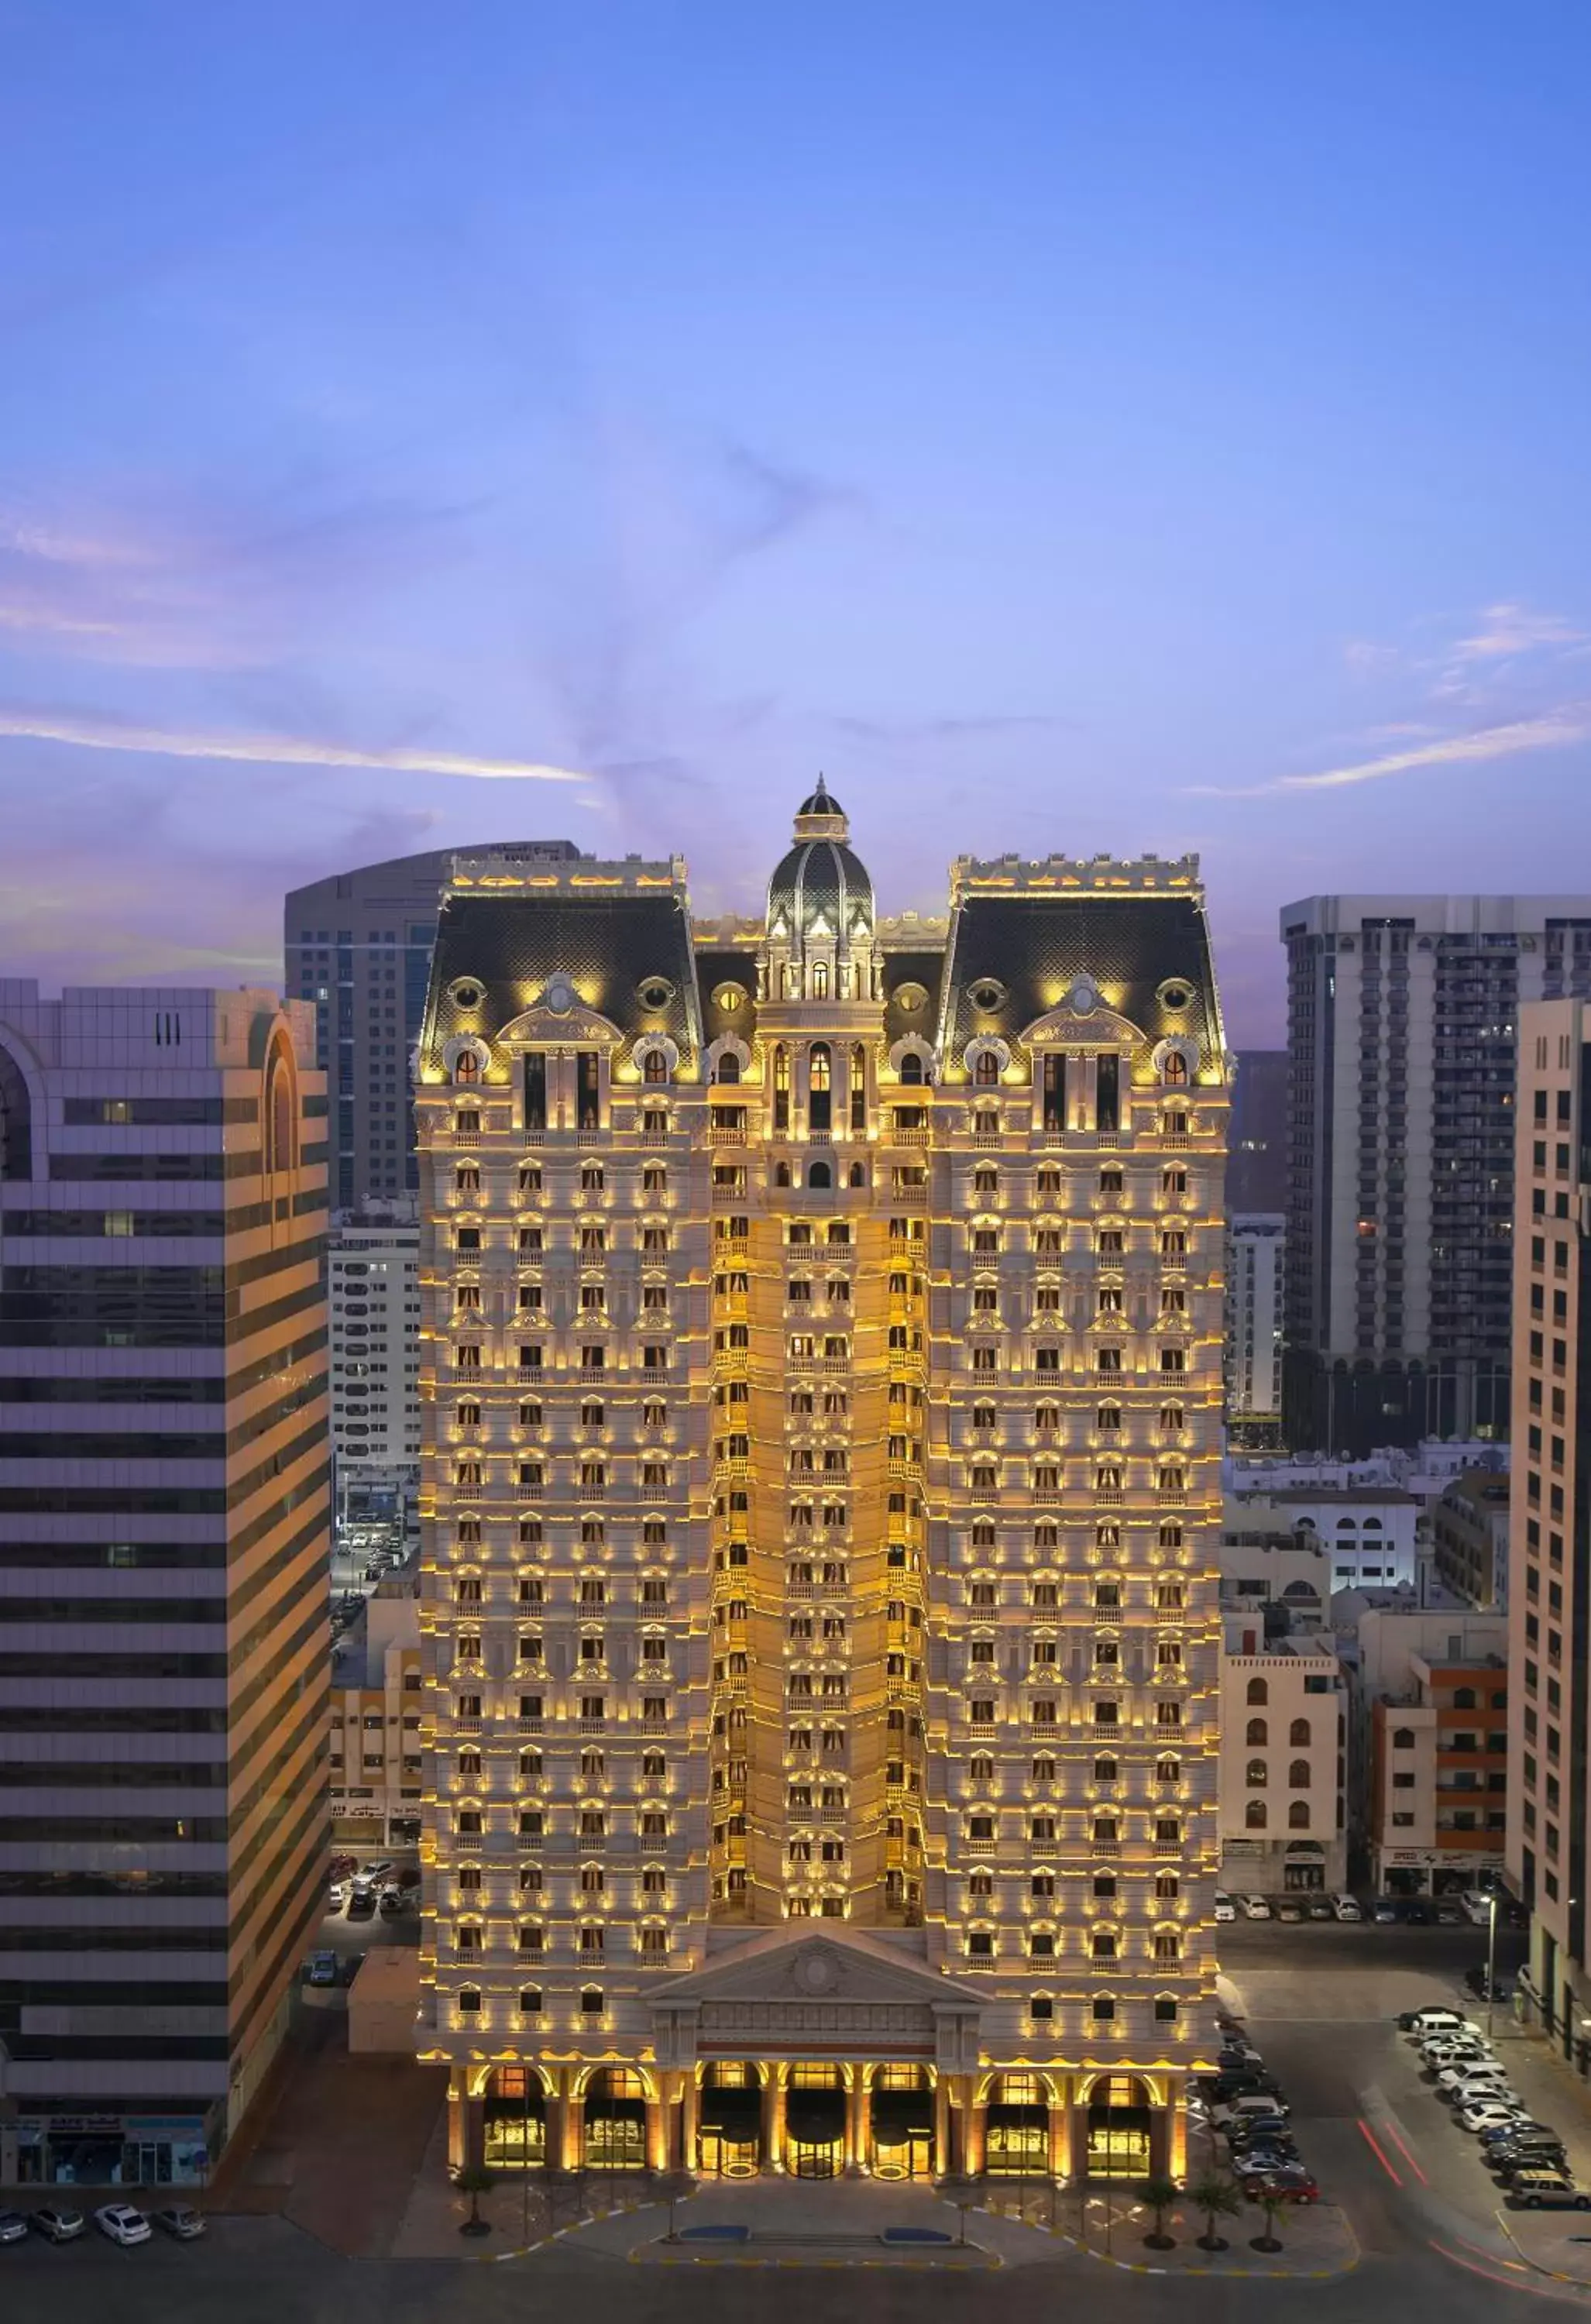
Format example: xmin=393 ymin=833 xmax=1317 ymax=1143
xmin=2 ymin=2 xmax=1589 ymax=1042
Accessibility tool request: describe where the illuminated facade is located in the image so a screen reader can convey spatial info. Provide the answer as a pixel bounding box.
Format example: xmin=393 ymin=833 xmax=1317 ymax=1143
xmin=416 ymin=786 xmax=1228 ymax=2182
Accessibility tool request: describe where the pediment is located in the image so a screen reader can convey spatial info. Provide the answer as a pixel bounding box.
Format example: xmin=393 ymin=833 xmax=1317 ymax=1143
xmin=495 ymin=1002 xmax=624 ymax=1048
xmin=651 ymin=1926 xmax=981 ymax=2013
xmin=1023 ymin=999 xmax=1143 ymax=1050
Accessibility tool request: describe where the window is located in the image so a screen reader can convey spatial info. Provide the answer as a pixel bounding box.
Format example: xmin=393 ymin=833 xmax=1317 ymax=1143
xmin=1246 ymin=1800 xmax=1266 ymax=1828
xmin=1246 ymin=1718 xmax=1267 ymax=1745
xmin=1246 ymin=1678 xmax=1268 ymax=1706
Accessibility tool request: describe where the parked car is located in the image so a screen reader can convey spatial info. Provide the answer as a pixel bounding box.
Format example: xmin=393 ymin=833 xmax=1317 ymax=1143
xmin=1510 ymin=2173 xmax=1591 ymax=2211
xmin=1233 ymin=2146 xmax=1301 ymax=2178
xmin=1465 ymin=1968 xmax=1512 ymax=2003
xmin=328 ymin=1880 xmax=349 ymax=1911
xmin=1247 ymin=2168 xmax=1320 ymax=2204
xmin=1435 ymin=1901 xmax=1466 ymax=1927
xmin=1435 ymin=2060 xmax=1510 ymax=2092
xmin=1404 ymin=1901 xmax=1434 ymax=1927
xmin=379 ymin=1889 xmax=407 ymax=1917
xmin=1458 ymin=2099 xmax=1531 ymax=2133
xmin=0 ymin=2212 xmax=28 ymax=2244
xmin=1493 ymin=2138 xmax=1572 ymax=2171
xmin=346 ymin=1889 xmax=376 ymax=1920
xmin=1276 ymin=1899 xmax=1304 ymax=1923
xmin=355 ymin=1859 xmax=393 ymax=1885
xmin=1422 ymin=2042 xmax=1496 ymax=2071
xmin=1307 ymin=1898 xmax=1335 ymax=1920
xmin=1402 ymin=2006 xmax=1477 ymax=2035
xmin=94 ymin=2205 xmax=152 ymax=2247
xmin=1215 ymin=1891 xmax=1236 ymax=1923
xmin=308 ymin=1948 xmax=340 ymax=1987
xmin=1461 ymin=1889 xmax=1497 ymax=1927
xmin=1332 ymin=1895 xmax=1362 ymax=1922
xmin=32 ymin=2208 xmax=85 ymax=2243
xmin=1373 ymin=1898 xmax=1401 ymax=1923
xmin=1482 ymin=2119 xmax=1559 ymax=2149
xmin=152 ymin=2205 xmax=206 ymax=2240
xmin=1225 ymin=2116 xmax=1294 ymax=2148
xmin=1242 ymin=1896 xmax=1272 ymax=1920
xmin=1215 ymin=2093 xmax=1292 ymax=2125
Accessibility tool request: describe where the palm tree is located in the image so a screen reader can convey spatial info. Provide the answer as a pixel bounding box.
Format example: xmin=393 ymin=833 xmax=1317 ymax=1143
xmin=453 ymin=2161 xmax=496 ymax=2237
xmin=1188 ymin=2168 xmax=1242 ymax=2253
xmin=1137 ymin=2173 xmax=1180 ymax=2250
xmin=1249 ymin=2186 xmax=1287 ymax=2254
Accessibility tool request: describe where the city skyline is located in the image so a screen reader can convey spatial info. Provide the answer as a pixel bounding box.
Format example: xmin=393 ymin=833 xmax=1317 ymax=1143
xmin=2 ymin=4 xmax=1590 ymax=1043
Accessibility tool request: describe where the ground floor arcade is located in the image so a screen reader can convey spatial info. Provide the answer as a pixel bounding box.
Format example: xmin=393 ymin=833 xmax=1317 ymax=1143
xmin=450 ymin=2060 xmax=1188 ymax=2183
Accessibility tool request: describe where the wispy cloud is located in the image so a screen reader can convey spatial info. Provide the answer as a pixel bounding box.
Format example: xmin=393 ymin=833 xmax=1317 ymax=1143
xmin=831 ymin=711 xmax=1074 ymax=744
xmin=1190 ymin=706 xmax=1591 ymax=799
xmin=0 ymin=708 xmax=586 ymax=782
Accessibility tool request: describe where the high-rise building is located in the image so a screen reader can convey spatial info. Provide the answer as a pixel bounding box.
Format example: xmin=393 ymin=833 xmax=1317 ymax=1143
xmin=1225 ymin=1215 xmax=1284 ymax=1446
xmin=284 ymin=844 xmax=579 ymax=1213
xmin=1280 ymin=894 xmax=1591 ymax=1456
xmin=416 ymin=788 xmax=1228 ymax=2184
xmin=1507 ymin=998 xmax=1591 ymax=2068
xmin=0 ymin=984 xmax=328 ymax=2189
xmin=328 ymin=1205 xmax=422 ymax=1523
xmin=1226 ymin=1051 xmax=1287 ymax=1214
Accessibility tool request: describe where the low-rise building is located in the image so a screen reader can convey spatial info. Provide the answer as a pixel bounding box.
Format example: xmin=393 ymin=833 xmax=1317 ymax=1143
xmin=1228 ymin=1485 xmax=1417 ymax=1593
xmin=1347 ymin=1610 xmax=1509 ymax=1897
xmin=1431 ymin=1468 xmax=1510 ymax=1611
xmin=328 ymin=1576 xmax=422 ymax=1849
xmin=1219 ymin=1508 xmax=1334 ymax=1634
xmin=1219 ymin=1619 xmax=1346 ymax=1895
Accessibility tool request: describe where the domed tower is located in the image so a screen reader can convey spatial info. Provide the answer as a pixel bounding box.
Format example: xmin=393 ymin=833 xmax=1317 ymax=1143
xmin=763 ymin=777 xmax=878 ymax=1005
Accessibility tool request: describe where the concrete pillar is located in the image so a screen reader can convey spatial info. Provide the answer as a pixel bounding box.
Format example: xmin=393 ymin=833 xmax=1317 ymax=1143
xmin=761 ymin=2071 xmax=789 ymax=2172
xmin=446 ymin=2073 xmax=467 ymax=2170
xmin=947 ymin=2082 xmax=966 ymax=2174
xmin=1167 ymin=2078 xmax=1187 ymax=2182
xmin=846 ymin=2070 xmax=871 ymax=2172
xmin=542 ymin=2092 xmax=565 ymax=2174
xmin=933 ymin=2076 xmax=950 ymax=2178
xmin=1047 ymin=2090 xmax=1069 ymax=2181
xmin=964 ymin=2091 xmax=987 ymax=2179
xmin=646 ymin=2096 xmax=667 ymax=2173
xmin=1070 ymin=2098 xmax=1090 ymax=2184
xmin=564 ymin=2084 xmax=586 ymax=2173
xmin=1148 ymin=2107 xmax=1170 ymax=2178
xmin=460 ymin=2095 xmax=485 ymax=2171
xmin=679 ymin=2073 xmax=699 ymax=2172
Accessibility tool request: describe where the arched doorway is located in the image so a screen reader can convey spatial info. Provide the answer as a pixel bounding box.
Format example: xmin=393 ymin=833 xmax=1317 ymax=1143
xmin=786 ymin=2061 xmax=845 ymax=2178
xmin=698 ymin=2061 xmax=761 ymax=2176
xmin=1085 ymin=2075 xmax=1153 ymax=2179
xmin=871 ymin=2064 xmax=933 ymax=2178
xmin=583 ymin=2067 xmax=648 ymax=2171
xmin=483 ymin=2064 xmax=546 ymax=2170
xmin=985 ymin=2072 xmax=1049 ymax=2174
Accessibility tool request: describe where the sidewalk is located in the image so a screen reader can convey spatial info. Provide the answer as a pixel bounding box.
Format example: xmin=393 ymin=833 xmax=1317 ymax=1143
xmin=975 ymin=2180 xmax=1359 ymax=2279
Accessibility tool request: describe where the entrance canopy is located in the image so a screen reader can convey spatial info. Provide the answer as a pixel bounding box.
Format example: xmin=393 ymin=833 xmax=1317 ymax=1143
xmin=651 ymin=1926 xmax=983 ymax=2073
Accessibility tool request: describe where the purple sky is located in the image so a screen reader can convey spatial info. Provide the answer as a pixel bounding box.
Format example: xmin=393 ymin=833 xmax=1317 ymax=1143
xmin=2 ymin=3 xmax=1589 ymax=1043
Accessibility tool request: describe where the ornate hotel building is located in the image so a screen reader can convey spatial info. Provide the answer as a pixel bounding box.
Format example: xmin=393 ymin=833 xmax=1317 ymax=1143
xmin=416 ymin=786 xmax=1228 ymax=2184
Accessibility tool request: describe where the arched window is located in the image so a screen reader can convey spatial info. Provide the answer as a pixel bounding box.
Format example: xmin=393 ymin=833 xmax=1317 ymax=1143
xmin=1392 ymin=1726 xmax=1415 ymax=1748
xmin=809 ymin=1044 xmax=831 ymax=1091
xmin=1452 ymin=1687 xmax=1476 ymax=1710
xmin=808 ymin=1161 xmax=832 ymax=1188
xmin=775 ymin=1160 xmax=792 ymax=1186
xmin=1246 ymin=1718 xmax=1267 ymax=1745
xmin=644 ymin=1048 xmax=668 ymax=1085
xmin=1246 ymin=1759 xmax=1267 ymax=1786
xmin=1288 ymin=1801 xmax=1311 ymax=1828
xmin=812 ymin=962 xmax=829 ymax=999
xmin=974 ymin=1049 xmax=999 ymax=1086
xmin=1288 ymin=1759 xmax=1311 ymax=1788
xmin=899 ymin=1051 xmax=923 ymax=1085
xmin=713 ymin=1051 xmax=741 ymax=1085
xmin=848 ymin=1161 xmax=866 ymax=1187
xmin=1246 ymin=1678 xmax=1268 ymax=1706
xmin=1245 ymin=1800 xmax=1267 ymax=1829
xmin=809 ymin=1042 xmax=832 ymax=1131
xmin=1289 ymin=1717 xmax=1311 ymax=1746
xmin=1163 ymin=1050 xmax=1188 ymax=1085
xmin=454 ymin=1047 xmax=479 ymax=1083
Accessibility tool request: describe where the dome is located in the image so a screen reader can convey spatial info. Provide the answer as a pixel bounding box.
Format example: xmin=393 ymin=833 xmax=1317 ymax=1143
xmin=768 ymin=781 xmax=873 ymax=938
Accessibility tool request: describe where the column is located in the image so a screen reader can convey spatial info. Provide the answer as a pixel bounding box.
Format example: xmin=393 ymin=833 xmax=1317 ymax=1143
xmin=933 ymin=2076 xmax=950 ymax=2178
xmin=1167 ymin=2078 xmax=1187 ymax=2181
xmin=761 ymin=2071 xmax=788 ymax=2172
xmin=1047 ymin=2088 xmax=1070 ymax=2181
xmin=543 ymin=2090 xmax=565 ymax=2175
xmin=964 ymin=2091 xmax=987 ymax=2179
xmin=646 ymin=2095 xmax=667 ymax=2173
xmin=845 ymin=2071 xmax=871 ymax=2172
xmin=679 ymin=2072 xmax=700 ymax=2172
xmin=460 ymin=2093 xmax=485 ymax=2171
xmin=563 ymin=2073 xmax=586 ymax=2173
xmin=446 ymin=2071 xmax=468 ymax=2170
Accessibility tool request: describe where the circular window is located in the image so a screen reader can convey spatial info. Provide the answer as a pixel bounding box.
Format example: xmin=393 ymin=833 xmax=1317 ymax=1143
xmin=968 ymin=978 xmax=1007 ymax=1013
xmin=447 ymin=977 xmax=485 ymax=1011
xmin=894 ymin=981 xmax=929 ymax=1014
xmin=713 ymin=982 xmax=747 ymax=1012
xmin=542 ymin=978 xmax=575 ymax=1016
xmin=1158 ymin=979 xmax=1194 ymax=1012
xmin=637 ymin=977 xmax=675 ymax=1012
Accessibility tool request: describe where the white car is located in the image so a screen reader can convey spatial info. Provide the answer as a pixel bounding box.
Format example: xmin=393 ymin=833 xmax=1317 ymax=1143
xmin=1332 ymin=1895 xmax=1362 ymax=1922
xmin=1215 ymin=1892 xmax=1236 ymax=1923
xmin=328 ymin=1879 xmax=349 ymax=1911
xmin=1405 ymin=2007 xmax=1476 ymax=2037
xmin=1242 ymin=1896 xmax=1272 ymax=1920
xmin=1434 ymin=2058 xmax=1505 ymax=2089
xmin=1458 ymin=2099 xmax=1530 ymax=2133
xmin=1422 ymin=2040 xmax=1495 ymax=2070
xmin=1443 ymin=2076 xmax=1519 ymax=2109
xmin=94 ymin=2205 xmax=152 ymax=2247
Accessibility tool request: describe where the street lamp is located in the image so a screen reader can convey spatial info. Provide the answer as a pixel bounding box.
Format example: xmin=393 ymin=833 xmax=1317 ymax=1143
xmin=1486 ymin=1893 xmax=1499 ymax=2040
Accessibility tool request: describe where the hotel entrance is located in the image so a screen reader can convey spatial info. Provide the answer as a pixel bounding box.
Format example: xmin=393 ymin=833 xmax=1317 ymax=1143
xmin=583 ymin=2068 xmax=648 ymax=2171
xmin=697 ymin=2062 xmax=760 ymax=2177
xmin=870 ymin=2064 xmax=933 ymax=2178
xmin=785 ymin=2061 xmax=845 ymax=2178
xmin=482 ymin=2066 xmax=545 ymax=2170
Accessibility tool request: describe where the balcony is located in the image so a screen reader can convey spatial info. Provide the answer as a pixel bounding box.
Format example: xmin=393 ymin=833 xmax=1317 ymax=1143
xmin=578 ymin=1834 xmax=607 ymax=1852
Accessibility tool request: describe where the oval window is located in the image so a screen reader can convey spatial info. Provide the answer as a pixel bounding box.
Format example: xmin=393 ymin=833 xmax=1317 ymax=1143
xmin=637 ymin=978 xmax=675 ymax=1012
xmin=969 ymin=978 xmax=1006 ymax=1013
xmin=448 ymin=977 xmax=485 ymax=1010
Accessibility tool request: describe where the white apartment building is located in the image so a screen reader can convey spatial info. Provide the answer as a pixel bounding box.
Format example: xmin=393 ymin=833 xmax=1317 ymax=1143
xmin=330 ymin=1205 xmax=421 ymax=1520
xmin=1228 ymin=1487 xmax=1417 ymax=1593
xmin=1218 ymin=1618 xmax=1346 ymax=1894
xmin=1282 ymin=893 xmax=1591 ymax=1454
xmin=1225 ymin=1213 xmax=1283 ymax=1442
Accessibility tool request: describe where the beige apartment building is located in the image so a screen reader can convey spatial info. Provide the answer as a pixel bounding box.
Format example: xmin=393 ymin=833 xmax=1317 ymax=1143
xmin=1507 ymin=999 xmax=1591 ymax=2068
xmin=329 ymin=1578 xmax=423 ymax=1849
xmin=414 ymin=786 xmax=1228 ymax=2183
xmin=1218 ymin=1620 xmax=1345 ymax=1895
